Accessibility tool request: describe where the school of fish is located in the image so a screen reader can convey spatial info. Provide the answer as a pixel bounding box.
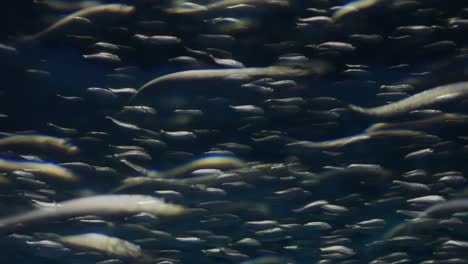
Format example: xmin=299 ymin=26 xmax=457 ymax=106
xmin=1 ymin=0 xmax=468 ymax=263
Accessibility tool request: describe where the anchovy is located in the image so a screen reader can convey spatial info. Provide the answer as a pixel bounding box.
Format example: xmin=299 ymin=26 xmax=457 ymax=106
xmin=59 ymin=233 xmax=143 ymax=259
xmin=148 ymin=155 xmax=245 ymax=178
xmin=287 ymin=129 xmax=425 ymax=149
xmin=0 ymin=134 xmax=78 ymax=154
xmin=385 ymin=198 xmax=468 ymax=238
xmin=130 ymin=63 xmax=328 ymax=102
xmin=17 ymin=4 xmax=135 ymax=42
xmin=0 ymin=157 xmax=78 ymax=181
xmin=348 ymin=81 xmax=468 ymax=118
xmin=0 ymin=195 xmax=187 ymax=232
xmin=365 ymin=113 xmax=468 ymax=132
xmin=167 ymin=0 xmax=289 ymax=14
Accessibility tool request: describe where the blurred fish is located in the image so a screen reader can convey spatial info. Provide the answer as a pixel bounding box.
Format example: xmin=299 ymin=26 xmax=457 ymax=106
xmin=0 ymin=157 xmax=78 ymax=181
xmin=332 ymin=0 xmax=393 ymax=21
xmin=148 ymin=155 xmax=245 ymax=178
xmin=83 ymin=52 xmax=122 ymax=64
xmin=208 ymin=17 xmax=257 ymax=33
xmin=365 ymin=113 xmax=468 ymax=132
xmin=58 ymin=233 xmax=143 ymax=259
xmin=1 ymin=0 xmax=468 ymax=262
xmin=35 ymin=0 xmax=102 ymax=11
xmin=17 ymin=4 xmax=135 ymax=42
xmin=0 ymin=134 xmax=78 ymax=154
xmin=167 ymin=0 xmax=290 ymax=15
xmin=287 ymin=129 xmax=425 ymax=150
xmin=0 ymin=195 xmax=187 ymax=232
xmin=130 ymin=62 xmax=329 ymax=102
xmin=348 ymin=81 xmax=468 ymax=118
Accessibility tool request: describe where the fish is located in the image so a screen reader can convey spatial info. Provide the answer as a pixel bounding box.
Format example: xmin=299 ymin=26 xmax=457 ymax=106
xmin=129 ymin=62 xmax=329 ymax=102
xmin=365 ymin=113 xmax=468 ymax=132
xmin=0 ymin=157 xmax=78 ymax=181
xmin=114 ymin=157 xmax=248 ymax=192
xmin=347 ymin=81 xmax=468 ymax=118
xmin=82 ymin=52 xmax=122 ymax=64
xmin=148 ymin=155 xmax=246 ymax=178
xmin=0 ymin=134 xmax=78 ymax=154
xmin=287 ymin=129 xmax=426 ymax=149
xmin=412 ymin=198 xmax=468 ymax=218
xmin=386 ymin=198 xmax=468 ymax=239
xmin=58 ymin=233 xmax=143 ymax=259
xmin=17 ymin=4 xmax=135 ymax=42
xmin=167 ymin=0 xmax=290 ymax=15
xmin=36 ymin=0 xmax=102 ymax=11
xmin=2 ymin=0 xmax=468 ymax=262
xmin=0 ymin=195 xmax=187 ymax=232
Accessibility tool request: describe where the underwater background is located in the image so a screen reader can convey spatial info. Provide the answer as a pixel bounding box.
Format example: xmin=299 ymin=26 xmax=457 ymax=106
xmin=1 ymin=0 xmax=468 ymax=263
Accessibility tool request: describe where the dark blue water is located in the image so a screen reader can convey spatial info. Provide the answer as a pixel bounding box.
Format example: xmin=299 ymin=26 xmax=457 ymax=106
xmin=1 ymin=0 xmax=468 ymax=263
